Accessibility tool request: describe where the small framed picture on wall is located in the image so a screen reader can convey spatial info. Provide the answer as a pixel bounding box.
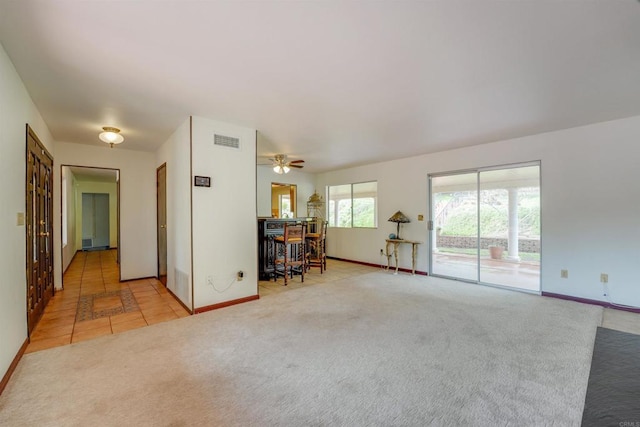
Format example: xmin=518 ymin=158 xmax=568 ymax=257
xmin=194 ymin=176 xmax=211 ymax=187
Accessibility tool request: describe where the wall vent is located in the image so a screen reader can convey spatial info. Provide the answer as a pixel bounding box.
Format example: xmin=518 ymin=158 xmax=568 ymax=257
xmin=214 ymin=134 xmax=240 ymax=149
xmin=82 ymin=238 xmax=93 ymax=249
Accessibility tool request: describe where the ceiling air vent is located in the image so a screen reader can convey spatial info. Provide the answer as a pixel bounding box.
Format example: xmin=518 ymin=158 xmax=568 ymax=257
xmin=214 ymin=134 xmax=240 ymax=149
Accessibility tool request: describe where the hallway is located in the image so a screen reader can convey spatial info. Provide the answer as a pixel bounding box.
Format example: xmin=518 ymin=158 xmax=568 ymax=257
xmin=26 ymin=250 xmax=189 ymax=353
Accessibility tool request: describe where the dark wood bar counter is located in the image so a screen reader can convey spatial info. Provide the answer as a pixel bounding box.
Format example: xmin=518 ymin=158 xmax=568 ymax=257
xmin=258 ymin=217 xmax=317 ymax=280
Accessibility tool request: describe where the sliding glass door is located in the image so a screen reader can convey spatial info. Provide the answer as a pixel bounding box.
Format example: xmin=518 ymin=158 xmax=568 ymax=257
xmin=430 ymin=172 xmax=478 ymax=281
xmin=429 ymin=163 xmax=540 ymax=292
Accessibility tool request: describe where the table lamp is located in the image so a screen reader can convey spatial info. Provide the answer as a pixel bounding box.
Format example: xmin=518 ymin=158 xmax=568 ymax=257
xmin=388 ymin=211 xmax=410 ymax=239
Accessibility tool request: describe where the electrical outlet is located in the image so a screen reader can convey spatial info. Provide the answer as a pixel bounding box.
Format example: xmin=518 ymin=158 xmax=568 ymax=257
xmin=380 ymin=249 xmax=384 ymax=256
xmin=560 ymin=269 xmax=568 ymax=279
xmin=417 ymin=214 xmax=424 ymax=221
xmin=600 ymin=273 xmax=608 ymax=283
xmin=237 ymin=271 xmax=244 ymax=281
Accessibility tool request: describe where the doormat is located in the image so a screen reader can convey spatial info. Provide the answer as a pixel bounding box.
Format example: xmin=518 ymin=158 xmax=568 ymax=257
xmin=581 ymin=327 xmax=640 ymax=426
xmin=75 ymin=288 xmax=139 ymax=322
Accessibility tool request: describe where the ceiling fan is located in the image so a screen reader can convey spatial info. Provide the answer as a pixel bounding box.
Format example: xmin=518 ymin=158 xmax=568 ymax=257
xmin=269 ymin=154 xmax=305 ymax=174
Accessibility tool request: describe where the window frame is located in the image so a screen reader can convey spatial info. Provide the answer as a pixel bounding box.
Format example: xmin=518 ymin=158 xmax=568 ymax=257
xmin=327 ymin=181 xmax=378 ymax=229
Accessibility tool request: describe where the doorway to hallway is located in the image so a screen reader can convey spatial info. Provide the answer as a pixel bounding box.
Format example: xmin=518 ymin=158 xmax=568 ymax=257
xmin=61 ymin=165 xmax=120 ymax=285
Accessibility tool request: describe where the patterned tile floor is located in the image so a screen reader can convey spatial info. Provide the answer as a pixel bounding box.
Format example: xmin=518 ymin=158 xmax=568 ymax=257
xmin=26 ymin=250 xmax=190 ymax=353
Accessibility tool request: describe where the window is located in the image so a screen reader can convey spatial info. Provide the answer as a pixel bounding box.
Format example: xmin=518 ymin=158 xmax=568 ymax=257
xmin=328 ymin=184 xmax=351 ymax=227
xmin=328 ymin=181 xmax=377 ymax=228
xmin=280 ymin=194 xmax=293 ymax=218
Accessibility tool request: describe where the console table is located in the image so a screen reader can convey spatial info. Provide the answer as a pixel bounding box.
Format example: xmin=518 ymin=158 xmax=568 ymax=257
xmin=385 ymin=239 xmax=422 ymax=275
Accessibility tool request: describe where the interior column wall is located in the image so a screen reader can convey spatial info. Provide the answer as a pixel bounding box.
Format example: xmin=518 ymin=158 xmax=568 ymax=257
xmin=191 ymin=116 xmax=258 ymax=309
xmin=155 ymin=119 xmax=193 ymax=309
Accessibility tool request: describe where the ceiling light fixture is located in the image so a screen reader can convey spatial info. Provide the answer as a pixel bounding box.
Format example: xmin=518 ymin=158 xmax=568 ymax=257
xmin=273 ymin=164 xmax=290 ymax=174
xmin=99 ymin=126 xmax=124 ymax=148
xmin=272 ymin=154 xmax=291 ymax=174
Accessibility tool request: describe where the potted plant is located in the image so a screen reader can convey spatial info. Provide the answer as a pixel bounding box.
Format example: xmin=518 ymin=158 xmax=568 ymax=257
xmin=488 ymin=245 xmax=504 ymax=259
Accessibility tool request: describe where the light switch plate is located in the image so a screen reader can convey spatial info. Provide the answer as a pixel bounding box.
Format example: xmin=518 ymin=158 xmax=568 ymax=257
xmin=417 ymin=214 xmax=424 ymax=221
xmin=17 ymin=212 xmax=25 ymax=226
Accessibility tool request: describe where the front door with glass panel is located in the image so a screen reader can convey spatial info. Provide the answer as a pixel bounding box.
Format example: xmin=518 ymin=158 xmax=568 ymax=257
xmin=429 ymin=164 xmax=540 ymax=292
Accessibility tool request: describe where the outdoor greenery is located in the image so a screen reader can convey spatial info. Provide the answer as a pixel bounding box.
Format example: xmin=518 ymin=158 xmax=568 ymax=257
xmin=353 ymin=198 xmax=375 ymax=227
xmin=330 ymin=200 xmax=351 ymax=227
xmin=329 ymin=198 xmax=376 ymax=228
xmin=437 ymin=189 xmax=540 ymax=238
xmin=328 ymin=182 xmax=378 ymax=228
xmin=280 ymin=195 xmax=293 ymax=218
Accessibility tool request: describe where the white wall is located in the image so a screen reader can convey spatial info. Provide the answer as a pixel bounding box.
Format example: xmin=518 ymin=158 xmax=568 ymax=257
xmin=257 ymin=166 xmax=316 ymax=217
xmin=316 ymin=116 xmax=640 ymax=307
xmin=156 ymin=119 xmax=193 ymax=309
xmin=191 ymin=116 xmax=258 ymax=309
xmin=74 ymin=180 xmax=118 ymax=249
xmin=61 ymin=168 xmax=77 ymax=272
xmin=0 ymin=44 xmax=55 ymax=380
xmin=54 ymin=143 xmax=157 ymax=285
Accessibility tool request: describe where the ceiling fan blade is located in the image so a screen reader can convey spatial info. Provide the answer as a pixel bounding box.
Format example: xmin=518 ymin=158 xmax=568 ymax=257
xmin=289 ymin=159 xmax=305 ymax=164
xmin=289 ymin=164 xmax=304 ymax=168
xmin=256 ymin=156 xmax=276 ymax=165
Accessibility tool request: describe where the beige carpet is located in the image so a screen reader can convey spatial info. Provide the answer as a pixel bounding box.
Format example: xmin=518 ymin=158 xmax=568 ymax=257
xmin=0 ymin=272 xmax=602 ymax=426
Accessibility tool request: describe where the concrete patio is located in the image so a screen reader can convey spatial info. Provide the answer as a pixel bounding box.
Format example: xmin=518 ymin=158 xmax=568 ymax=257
xmin=431 ymin=252 xmax=540 ymax=292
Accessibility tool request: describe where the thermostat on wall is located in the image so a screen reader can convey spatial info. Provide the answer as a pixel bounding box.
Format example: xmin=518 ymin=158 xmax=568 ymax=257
xmin=194 ymin=176 xmax=211 ymax=187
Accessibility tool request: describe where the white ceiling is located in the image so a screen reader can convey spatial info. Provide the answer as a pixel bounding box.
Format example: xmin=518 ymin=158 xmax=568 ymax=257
xmin=1 ymin=1 xmax=639 ymax=172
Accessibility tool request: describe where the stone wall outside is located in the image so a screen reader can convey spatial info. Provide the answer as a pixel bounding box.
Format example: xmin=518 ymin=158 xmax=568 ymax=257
xmin=436 ymin=235 xmax=540 ymax=253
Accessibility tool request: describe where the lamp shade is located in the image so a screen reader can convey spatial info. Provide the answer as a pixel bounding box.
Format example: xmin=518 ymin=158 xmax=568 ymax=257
xmin=387 ymin=211 xmax=410 ymax=224
xmin=387 ymin=211 xmax=410 ymax=239
xmin=273 ymin=165 xmax=290 ymax=174
xmin=99 ymin=126 xmax=124 ymax=147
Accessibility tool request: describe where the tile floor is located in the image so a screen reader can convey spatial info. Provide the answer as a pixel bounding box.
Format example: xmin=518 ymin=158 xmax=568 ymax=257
xmin=26 ymin=250 xmax=190 ymax=354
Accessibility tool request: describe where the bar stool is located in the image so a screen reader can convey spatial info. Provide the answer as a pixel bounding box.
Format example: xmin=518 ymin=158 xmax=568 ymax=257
xmin=273 ymin=223 xmax=306 ymax=286
xmin=306 ymin=221 xmax=327 ymax=274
